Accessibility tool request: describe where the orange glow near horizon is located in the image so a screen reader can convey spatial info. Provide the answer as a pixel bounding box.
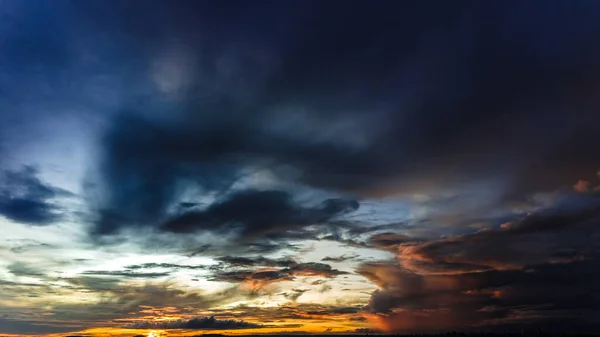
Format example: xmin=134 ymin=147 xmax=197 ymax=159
xmin=33 ymin=316 xmax=371 ymax=337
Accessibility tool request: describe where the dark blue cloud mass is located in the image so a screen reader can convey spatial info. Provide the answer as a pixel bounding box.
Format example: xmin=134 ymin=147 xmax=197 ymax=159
xmin=0 ymin=166 xmax=71 ymax=225
xmin=2 ymin=1 xmax=599 ymax=233
xmin=78 ymin=0 xmax=600 ymax=236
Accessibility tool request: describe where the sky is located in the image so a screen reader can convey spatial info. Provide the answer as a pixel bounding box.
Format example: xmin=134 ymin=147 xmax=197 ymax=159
xmin=2 ymin=0 xmax=600 ymax=336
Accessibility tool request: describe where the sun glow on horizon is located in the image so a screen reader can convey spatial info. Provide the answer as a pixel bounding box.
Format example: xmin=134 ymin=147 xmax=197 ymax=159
xmin=147 ymin=330 xmax=164 ymax=337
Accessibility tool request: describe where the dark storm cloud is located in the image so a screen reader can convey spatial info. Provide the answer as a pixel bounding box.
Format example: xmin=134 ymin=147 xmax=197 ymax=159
xmin=184 ymin=242 xmax=303 ymax=257
xmin=162 ymin=190 xmax=358 ymax=236
xmin=216 ymin=256 xmax=297 ymax=268
xmin=0 ymin=166 xmax=72 ymax=225
xmin=125 ymin=316 xmax=264 ymax=330
xmin=88 ymin=0 xmax=600 ymax=237
xmin=209 ymin=262 xmax=347 ymax=286
xmin=358 ymin=193 xmax=600 ymax=332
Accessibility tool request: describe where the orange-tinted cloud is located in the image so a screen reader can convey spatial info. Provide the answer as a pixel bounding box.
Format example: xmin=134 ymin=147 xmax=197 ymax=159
xmin=358 ymin=196 xmax=600 ymax=332
xmin=573 ymin=180 xmax=590 ymax=192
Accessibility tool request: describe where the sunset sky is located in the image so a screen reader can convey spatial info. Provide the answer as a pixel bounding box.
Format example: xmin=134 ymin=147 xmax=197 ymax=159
xmin=2 ymin=1 xmax=600 ymax=336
